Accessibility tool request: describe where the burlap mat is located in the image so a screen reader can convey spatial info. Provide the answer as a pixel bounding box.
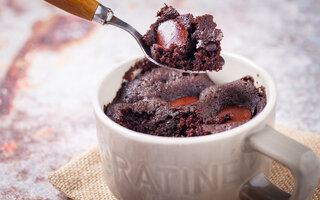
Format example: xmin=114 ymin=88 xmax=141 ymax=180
xmin=48 ymin=125 xmax=320 ymax=200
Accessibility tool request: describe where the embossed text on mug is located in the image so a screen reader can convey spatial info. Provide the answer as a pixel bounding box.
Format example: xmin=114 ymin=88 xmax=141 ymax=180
xmin=111 ymin=151 xmax=247 ymax=195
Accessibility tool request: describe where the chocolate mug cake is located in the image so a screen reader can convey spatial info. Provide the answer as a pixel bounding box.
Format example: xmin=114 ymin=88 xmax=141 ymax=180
xmin=105 ymin=59 xmax=266 ymax=137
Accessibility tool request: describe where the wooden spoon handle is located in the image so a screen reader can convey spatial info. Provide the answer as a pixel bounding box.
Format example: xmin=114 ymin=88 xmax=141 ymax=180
xmin=44 ymin=0 xmax=99 ymax=21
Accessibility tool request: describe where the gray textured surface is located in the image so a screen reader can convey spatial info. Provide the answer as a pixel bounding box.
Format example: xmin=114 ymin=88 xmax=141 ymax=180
xmin=0 ymin=0 xmax=319 ymax=199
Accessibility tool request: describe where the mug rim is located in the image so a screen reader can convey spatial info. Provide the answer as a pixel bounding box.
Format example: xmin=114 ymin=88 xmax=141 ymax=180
xmin=93 ymin=51 xmax=277 ymax=144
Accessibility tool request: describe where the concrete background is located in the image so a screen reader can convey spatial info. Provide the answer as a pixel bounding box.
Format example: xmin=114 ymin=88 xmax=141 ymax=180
xmin=0 ymin=0 xmax=319 ymax=199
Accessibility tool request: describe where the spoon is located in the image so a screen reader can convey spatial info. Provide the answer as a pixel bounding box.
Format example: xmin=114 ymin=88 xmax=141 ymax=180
xmin=44 ymin=0 xmax=224 ymax=73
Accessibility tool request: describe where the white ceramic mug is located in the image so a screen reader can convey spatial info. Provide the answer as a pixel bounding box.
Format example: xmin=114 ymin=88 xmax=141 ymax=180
xmin=93 ymin=52 xmax=320 ymax=200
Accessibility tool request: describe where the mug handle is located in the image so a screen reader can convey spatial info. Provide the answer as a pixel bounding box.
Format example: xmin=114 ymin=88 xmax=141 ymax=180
xmin=239 ymin=125 xmax=320 ymax=200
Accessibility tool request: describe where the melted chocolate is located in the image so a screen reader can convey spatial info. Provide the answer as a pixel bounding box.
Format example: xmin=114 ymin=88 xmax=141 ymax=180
xmin=156 ymin=19 xmax=188 ymax=49
xmin=171 ymin=96 xmax=198 ymax=106
xmin=216 ymin=106 xmax=252 ymax=123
